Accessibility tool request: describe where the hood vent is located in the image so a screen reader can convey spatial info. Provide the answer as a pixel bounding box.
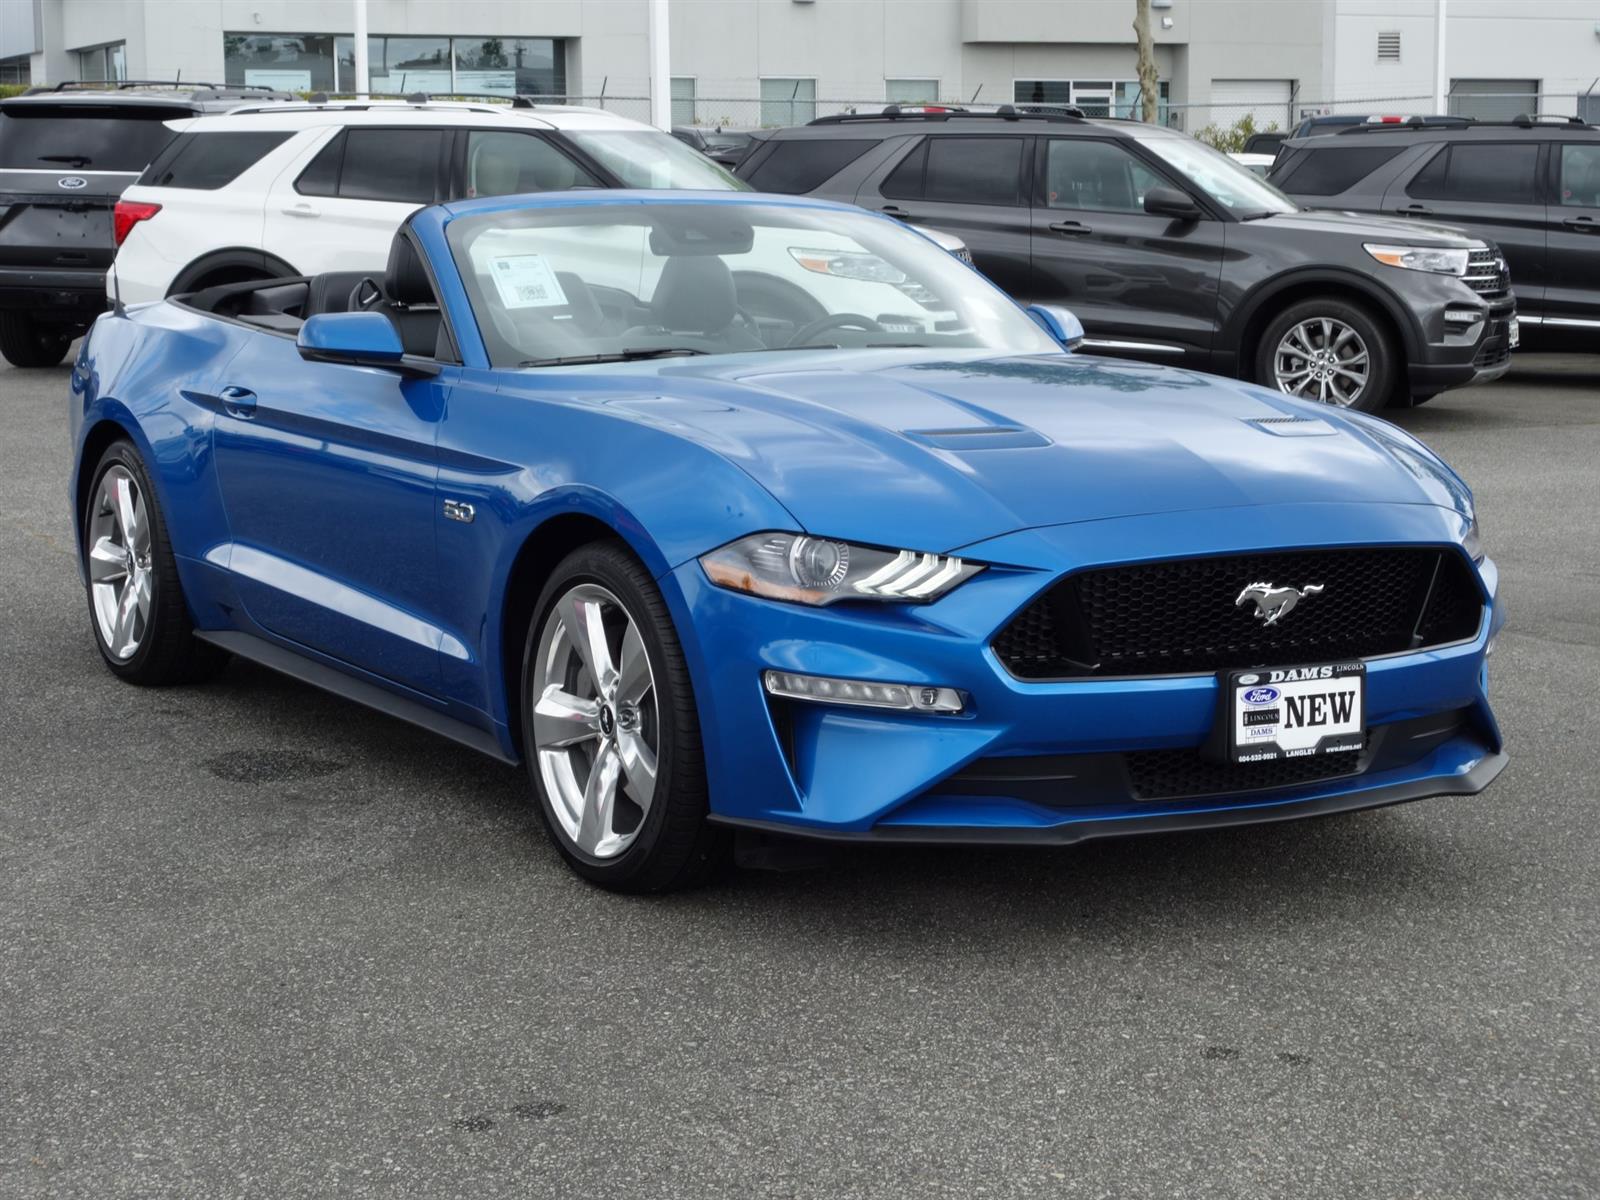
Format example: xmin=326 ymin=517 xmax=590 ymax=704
xmin=904 ymin=426 xmax=1052 ymax=451
xmin=1246 ymin=416 xmax=1337 ymax=437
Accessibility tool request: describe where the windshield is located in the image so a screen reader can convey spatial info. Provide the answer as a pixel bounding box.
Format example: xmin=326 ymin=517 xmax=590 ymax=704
xmin=1139 ymin=135 xmax=1297 ymax=216
xmin=0 ymin=104 xmax=184 ymax=171
xmin=446 ymin=200 xmax=1060 ymax=368
xmin=562 ymin=130 xmax=749 ymax=191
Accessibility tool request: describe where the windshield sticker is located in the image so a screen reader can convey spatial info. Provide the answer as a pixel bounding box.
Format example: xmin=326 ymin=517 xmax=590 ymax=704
xmin=488 ymin=254 xmax=568 ymax=309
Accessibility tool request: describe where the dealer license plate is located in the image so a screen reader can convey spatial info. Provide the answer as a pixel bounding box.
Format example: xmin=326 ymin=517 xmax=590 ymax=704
xmin=1509 ymin=315 xmax=1520 ymax=349
xmin=1226 ymin=662 xmax=1365 ymax=764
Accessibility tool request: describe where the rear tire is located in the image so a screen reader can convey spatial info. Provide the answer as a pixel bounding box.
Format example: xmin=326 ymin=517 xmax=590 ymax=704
xmin=521 ymin=541 xmax=729 ymax=892
xmin=82 ymin=440 xmax=228 ymax=685
xmin=0 ymin=313 xmax=71 ymax=368
xmin=1254 ymin=298 xmax=1396 ymax=413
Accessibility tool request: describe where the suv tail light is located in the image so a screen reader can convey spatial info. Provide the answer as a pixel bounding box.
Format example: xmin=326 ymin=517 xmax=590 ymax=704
xmin=113 ymin=200 xmax=161 ymax=247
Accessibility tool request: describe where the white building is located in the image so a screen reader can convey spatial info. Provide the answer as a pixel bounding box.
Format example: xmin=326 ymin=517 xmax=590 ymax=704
xmin=1 ymin=1 xmax=1594 ymax=128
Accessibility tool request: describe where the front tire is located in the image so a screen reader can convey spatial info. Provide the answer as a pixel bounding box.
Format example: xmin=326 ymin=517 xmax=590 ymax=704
xmin=82 ymin=441 xmax=227 ymax=685
xmin=1254 ymin=298 xmax=1396 ymax=413
xmin=0 ymin=313 xmax=71 ymax=368
xmin=520 ymin=542 xmax=728 ymax=892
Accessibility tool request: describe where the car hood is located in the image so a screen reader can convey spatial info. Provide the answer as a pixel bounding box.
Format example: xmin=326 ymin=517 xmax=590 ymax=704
xmin=552 ymin=350 xmax=1473 ymax=554
xmin=1255 ymin=207 xmax=1484 ymax=247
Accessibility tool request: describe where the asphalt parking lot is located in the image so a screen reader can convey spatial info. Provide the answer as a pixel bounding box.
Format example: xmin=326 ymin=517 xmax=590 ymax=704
xmin=2 ymin=353 xmax=1597 ymax=1199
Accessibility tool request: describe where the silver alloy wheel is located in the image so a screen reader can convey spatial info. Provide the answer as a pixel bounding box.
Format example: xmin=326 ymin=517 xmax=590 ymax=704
xmin=1272 ymin=317 xmax=1371 ymax=406
xmin=87 ymin=465 xmax=153 ymax=661
xmin=530 ymin=583 xmax=659 ymax=859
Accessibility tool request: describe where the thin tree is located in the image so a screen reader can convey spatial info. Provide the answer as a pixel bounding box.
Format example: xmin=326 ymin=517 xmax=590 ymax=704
xmin=1133 ymin=0 xmax=1160 ymax=122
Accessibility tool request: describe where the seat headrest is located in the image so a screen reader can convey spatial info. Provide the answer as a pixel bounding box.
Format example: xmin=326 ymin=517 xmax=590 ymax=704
xmin=650 ymin=256 xmax=737 ymax=334
xmin=385 ymin=234 xmax=435 ymax=307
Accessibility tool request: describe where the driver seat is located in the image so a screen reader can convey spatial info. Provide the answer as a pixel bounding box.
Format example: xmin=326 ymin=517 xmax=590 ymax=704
xmin=649 ymin=256 xmax=763 ymax=349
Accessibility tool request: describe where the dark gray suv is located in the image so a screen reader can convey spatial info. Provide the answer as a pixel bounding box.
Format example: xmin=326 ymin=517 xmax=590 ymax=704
xmin=1269 ymin=117 xmax=1600 ymax=347
xmin=737 ymin=109 xmax=1518 ymax=411
xmin=0 ymin=81 xmax=287 ymax=367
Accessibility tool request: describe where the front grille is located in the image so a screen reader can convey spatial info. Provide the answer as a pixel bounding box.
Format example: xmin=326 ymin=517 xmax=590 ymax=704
xmin=1126 ymin=745 xmax=1363 ymax=800
xmin=1464 ymin=248 xmax=1509 ymax=297
xmin=993 ymin=547 xmax=1483 ymax=679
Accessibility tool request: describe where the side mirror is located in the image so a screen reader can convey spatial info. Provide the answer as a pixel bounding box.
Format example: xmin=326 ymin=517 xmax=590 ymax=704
xmin=1143 ymin=185 xmax=1202 ymax=220
xmin=1026 ymin=303 xmax=1086 ymax=351
xmin=296 ymin=312 xmax=439 ymax=376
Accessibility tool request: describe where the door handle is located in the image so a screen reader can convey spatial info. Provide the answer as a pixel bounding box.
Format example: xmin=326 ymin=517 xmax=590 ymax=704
xmin=880 ymin=205 xmax=915 ymax=219
xmin=1563 ymin=215 xmax=1599 ymax=232
xmin=1048 ymin=220 xmax=1092 ymax=235
xmin=219 ymin=385 xmax=257 ymax=417
xmin=1394 ymin=204 xmax=1432 ymax=217
xmin=282 ymin=202 xmax=320 ymax=218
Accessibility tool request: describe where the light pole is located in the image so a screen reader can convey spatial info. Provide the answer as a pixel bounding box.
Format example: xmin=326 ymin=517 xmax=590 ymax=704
xmin=649 ymin=0 xmax=671 ymax=129
xmin=1433 ymin=0 xmax=1448 ymax=115
xmin=352 ymin=0 xmax=369 ymax=96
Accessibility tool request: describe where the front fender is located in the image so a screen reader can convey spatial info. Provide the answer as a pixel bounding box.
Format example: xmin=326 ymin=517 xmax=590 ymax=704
xmin=1221 ymin=267 xmax=1425 ymax=363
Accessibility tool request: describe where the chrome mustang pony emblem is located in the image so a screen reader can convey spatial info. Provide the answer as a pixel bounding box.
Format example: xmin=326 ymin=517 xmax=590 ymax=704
xmin=1236 ymin=581 xmax=1325 ymax=626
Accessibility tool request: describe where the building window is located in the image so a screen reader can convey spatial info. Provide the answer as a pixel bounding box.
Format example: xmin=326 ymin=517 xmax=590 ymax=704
xmin=223 ymin=33 xmax=566 ymax=96
xmin=76 ymin=42 xmax=126 ymax=83
xmin=760 ymin=77 xmax=816 ymax=126
xmin=886 ymin=79 xmax=938 ymax=105
xmin=671 ymin=77 xmax=696 ymax=125
xmin=1580 ymin=94 xmax=1600 ymax=125
xmin=1449 ymin=78 xmax=1539 ymax=122
xmin=1014 ymin=79 xmax=1168 ymax=121
xmin=0 ymin=56 xmax=30 ymax=86
xmin=1376 ymin=31 xmax=1401 ymax=62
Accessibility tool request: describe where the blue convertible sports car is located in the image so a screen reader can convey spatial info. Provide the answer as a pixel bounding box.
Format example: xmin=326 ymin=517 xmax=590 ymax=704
xmin=68 ymin=191 xmax=1506 ymax=890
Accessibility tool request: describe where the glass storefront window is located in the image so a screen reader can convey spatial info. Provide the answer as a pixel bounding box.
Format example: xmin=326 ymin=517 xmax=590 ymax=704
xmin=225 ymin=32 xmax=565 ymax=97
xmin=76 ymin=42 xmax=126 ymax=83
xmin=224 ymin=33 xmax=339 ymax=92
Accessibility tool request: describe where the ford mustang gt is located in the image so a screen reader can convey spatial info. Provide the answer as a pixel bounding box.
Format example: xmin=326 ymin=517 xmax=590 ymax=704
xmin=68 ymin=192 xmax=1506 ymax=891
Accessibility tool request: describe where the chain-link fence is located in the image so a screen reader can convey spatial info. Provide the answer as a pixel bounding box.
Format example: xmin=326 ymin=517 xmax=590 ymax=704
xmin=376 ymin=87 xmax=1598 ymax=142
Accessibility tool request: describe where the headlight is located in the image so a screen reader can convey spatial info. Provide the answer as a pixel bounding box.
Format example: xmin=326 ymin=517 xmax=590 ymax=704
xmin=1461 ymin=511 xmax=1484 ymax=563
xmin=1363 ymin=243 xmax=1471 ymax=276
xmin=701 ymin=532 xmax=982 ymax=605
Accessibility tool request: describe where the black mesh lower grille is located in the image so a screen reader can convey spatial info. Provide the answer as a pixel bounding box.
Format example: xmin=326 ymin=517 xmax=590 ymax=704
xmin=1126 ymin=746 xmax=1363 ymax=800
xmin=993 ymin=547 xmax=1482 ymax=679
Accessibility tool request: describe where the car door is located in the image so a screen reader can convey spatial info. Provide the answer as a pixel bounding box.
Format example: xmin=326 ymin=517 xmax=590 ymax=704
xmin=1543 ymin=140 xmax=1600 ymax=330
xmin=261 ymin=125 xmax=448 ymax=276
xmin=855 ymin=134 xmax=1034 ymax=297
xmin=205 ymin=314 xmax=449 ymax=693
xmin=1383 ymin=140 xmax=1547 ymax=314
xmin=1027 ymin=136 xmax=1226 ymax=365
xmin=453 ymin=128 xmax=603 ymax=199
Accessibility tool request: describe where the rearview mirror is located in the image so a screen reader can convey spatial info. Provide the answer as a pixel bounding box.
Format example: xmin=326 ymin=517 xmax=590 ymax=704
xmin=296 ymin=312 xmax=438 ymax=376
xmin=1144 ymin=186 xmax=1201 ymax=220
xmin=1025 ymin=303 xmax=1086 ymax=351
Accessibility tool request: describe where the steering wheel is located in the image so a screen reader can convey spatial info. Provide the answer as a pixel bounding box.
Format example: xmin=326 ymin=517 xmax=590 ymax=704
xmin=786 ymin=312 xmax=885 ymax=348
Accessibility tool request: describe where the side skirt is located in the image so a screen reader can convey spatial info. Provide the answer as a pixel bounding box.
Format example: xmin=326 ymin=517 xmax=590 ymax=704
xmin=194 ymin=629 xmax=519 ymax=766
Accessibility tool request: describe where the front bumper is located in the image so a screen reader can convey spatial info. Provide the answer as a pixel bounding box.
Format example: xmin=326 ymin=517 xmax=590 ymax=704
xmin=666 ymin=502 xmax=1504 ymax=843
xmin=1401 ymin=275 xmax=1518 ymax=396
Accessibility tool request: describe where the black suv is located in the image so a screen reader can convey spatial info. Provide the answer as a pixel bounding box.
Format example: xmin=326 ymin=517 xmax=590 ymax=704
xmin=0 ymin=81 xmax=287 ymax=367
xmin=1269 ymin=116 xmax=1600 ymax=345
xmin=736 ymin=108 xmax=1518 ymax=411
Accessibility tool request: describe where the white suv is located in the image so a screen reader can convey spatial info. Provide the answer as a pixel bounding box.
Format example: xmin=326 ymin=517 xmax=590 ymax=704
xmin=108 ymin=100 xmax=747 ymax=305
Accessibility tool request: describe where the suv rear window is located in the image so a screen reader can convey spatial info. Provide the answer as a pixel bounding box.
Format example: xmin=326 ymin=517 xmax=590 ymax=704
xmin=1271 ymin=145 xmax=1405 ymax=195
xmin=883 ymin=136 xmax=1025 ymax=206
xmin=295 ymin=128 xmax=445 ymax=204
xmin=138 ymin=130 xmax=293 ymax=189
xmin=1407 ymin=142 xmax=1540 ymax=205
xmin=743 ymin=138 xmax=878 ymax=193
xmin=0 ymin=103 xmax=186 ymax=172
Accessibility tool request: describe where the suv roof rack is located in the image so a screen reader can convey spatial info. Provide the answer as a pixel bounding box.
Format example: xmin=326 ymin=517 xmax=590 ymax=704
xmin=1335 ymin=113 xmax=1595 ymax=135
xmin=25 ymin=79 xmax=292 ymax=99
xmin=807 ymin=103 xmax=1086 ymax=126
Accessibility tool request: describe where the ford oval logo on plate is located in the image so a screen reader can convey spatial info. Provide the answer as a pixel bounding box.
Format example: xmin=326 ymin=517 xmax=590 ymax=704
xmin=1242 ymin=686 xmax=1280 ymax=705
xmin=57 ymin=176 xmax=88 ymax=190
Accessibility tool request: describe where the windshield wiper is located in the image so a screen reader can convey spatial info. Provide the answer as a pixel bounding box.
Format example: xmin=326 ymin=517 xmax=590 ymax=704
xmin=39 ymin=154 xmax=92 ymax=167
xmin=517 ymin=347 xmax=708 ymax=368
xmin=1238 ymin=209 xmax=1284 ymax=221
